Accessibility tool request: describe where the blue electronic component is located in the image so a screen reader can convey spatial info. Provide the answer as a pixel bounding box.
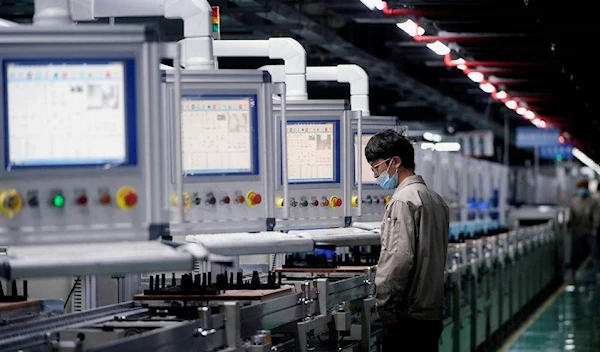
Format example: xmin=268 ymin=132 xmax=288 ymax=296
xmin=181 ymin=94 xmax=259 ymax=176
xmin=284 ymin=120 xmax=341 ymax=184
xmin=2 ymin=58 xmax=138 ymax=169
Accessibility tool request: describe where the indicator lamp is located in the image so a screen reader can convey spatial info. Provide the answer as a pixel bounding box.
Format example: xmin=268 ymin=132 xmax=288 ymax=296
xmin=52 ymin=194 xmax=65 ymax=208
xmin=211 ymin=6 xmax=221 ymax=40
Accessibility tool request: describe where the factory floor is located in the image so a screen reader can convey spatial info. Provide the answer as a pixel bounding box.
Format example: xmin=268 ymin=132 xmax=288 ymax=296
xmin=502 ymin=259 xmax=600 ymax=351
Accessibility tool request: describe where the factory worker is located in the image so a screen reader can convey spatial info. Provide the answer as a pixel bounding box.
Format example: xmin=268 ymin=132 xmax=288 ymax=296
xmin=570 ymin=178 xmax=600 ymax=276
xmin=365 ymin=129 xmax=449 ymax=352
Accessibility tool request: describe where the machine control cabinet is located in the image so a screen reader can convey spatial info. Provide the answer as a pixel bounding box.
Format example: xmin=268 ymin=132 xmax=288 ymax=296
xmin=0 ymin=25 xmax=166 ymax=246
xmin=163 ymin=69 xmax=274 ymax=233
xmin=350 ymin=116 xmax=404 ymax=223
xmin=273 ymin=100 xmax=356 ymax=230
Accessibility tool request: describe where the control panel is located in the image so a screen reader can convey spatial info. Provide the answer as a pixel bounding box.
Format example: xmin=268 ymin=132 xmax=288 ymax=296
xmin=162 ymin=69 xmax=274 ymax=233
xmin=351 ymin=117 xmax=404 ymax=223
xmin=273 ymin=100 xmax=355 ymax=230
xmin=0 ymin=25 xmax=166 ymax=246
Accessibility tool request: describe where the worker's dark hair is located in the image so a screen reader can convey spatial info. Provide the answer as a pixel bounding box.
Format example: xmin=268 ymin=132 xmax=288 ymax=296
xmin=364 ymin=129 xmax=415 ymax=169
xmin=576 ymin=178 xmax=589 ymax=189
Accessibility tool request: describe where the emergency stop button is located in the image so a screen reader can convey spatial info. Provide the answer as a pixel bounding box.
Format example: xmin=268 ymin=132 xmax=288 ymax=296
xmin=116 ymin=186 xmax=138 ymax=210
xmin=246 ymin=191 xmax=262 ymax=207
xmin=329 ymin=196 xmax=342 ymax=208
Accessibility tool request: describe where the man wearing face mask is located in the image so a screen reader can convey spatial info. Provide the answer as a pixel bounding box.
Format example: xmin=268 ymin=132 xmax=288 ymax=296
xmin=364 ymin=129 xmax=449 ymax=351
xmin=568 ymin=179 xmax=600 ymax=276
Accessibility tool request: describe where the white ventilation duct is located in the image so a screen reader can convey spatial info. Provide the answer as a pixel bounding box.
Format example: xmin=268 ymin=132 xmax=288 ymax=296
xmin=213 ymin=38 xmax=307 ymax=100
xmin=70 ymin=0 xmax=214 ymax=69
xmin=259 ymin=64 xmax=370 ymax=115
xmin=0 ymin=18 xmax=20 ymax=27
xmin=34 ymin=0 xmax=72 ymax=25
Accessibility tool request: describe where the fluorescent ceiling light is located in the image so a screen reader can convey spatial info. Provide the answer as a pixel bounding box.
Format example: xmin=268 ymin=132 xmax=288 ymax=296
xmin=467 ymin=71 xmax=484 ymax=83
xmin=532 ymin=118 xmax=547 ymax=128
xmin=524 ymin=110 xmax=535 ymax=120
xmin=421 ymin=142 xmax=435 ymax=150
xmin=572 ymin=147 xmax=600 ymax=175
xmin=434 ymin=142 xmax=461 ymax=152
xmin=479 ymin=82 xmax=496 ymax=93
xmin=504 ymin=100 xmax=517 ymax=109
xmin=426 ymin=41 xmax=451 ymax=55
xmin=360 ymin=0 xmax=385 ymax=11
xmin=516 ymin=107 xmax=527 ymax=115
xmin=454 ymin=58 xmax=467 ymax=71
xmin=495 ymin=90 xmax=507 ymax=100
xmin=423 ymin=132 xmax=442 ymax=142
xmin=396 ymin=19 xmax=425 ymax=36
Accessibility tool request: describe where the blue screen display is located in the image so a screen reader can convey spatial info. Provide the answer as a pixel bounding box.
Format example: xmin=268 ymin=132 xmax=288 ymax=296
xmin=2 ymin=58 xmax=138 ymax=169
xmin=284 ymin=120 xmax=341 ymax=184
xmin=181 ymin=94 xmax=259 ymax=176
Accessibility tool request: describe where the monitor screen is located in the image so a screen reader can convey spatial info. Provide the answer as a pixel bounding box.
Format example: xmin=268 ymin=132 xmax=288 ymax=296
xmin=3 ymin=59 xmax=137 ymax=168
xmin=354 ymin=133 xmax=378 ymax=184
xmin=181 ymin=95 xmax=258 ymax=176
xmin=286 ymin=121 xmax=338 ymax=183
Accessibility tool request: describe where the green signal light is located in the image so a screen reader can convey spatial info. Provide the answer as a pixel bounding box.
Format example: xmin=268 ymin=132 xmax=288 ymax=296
xmin=556 ymin=154 xmax=564 ymax=162
xmin=52 ymin=194 xmax=65 ymax=208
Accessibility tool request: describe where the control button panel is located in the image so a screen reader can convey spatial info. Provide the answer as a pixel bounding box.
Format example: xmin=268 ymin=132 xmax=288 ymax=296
xmin=275 ymin=195 xmax=345 ymax=209
xmin=0 ymin=183 xmax=146 ymax=234
xmin=351 ymin=194 xmax=392 ymax=207
xmin=181 ymin=183 xmax=268 ymax=233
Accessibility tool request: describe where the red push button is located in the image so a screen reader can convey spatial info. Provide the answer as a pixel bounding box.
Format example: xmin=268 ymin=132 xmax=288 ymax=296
xmin=100 ymin=193 xmax=111 ymax=205
xmin=124 ymin=192 xmax=137 ymax=207
xmin=312 ymin=200 xmax=319 ymax=207
xmin=222 ymin=196 xmax=231 ymax=204
xmin=76 ymin=194 xmax=88 ymax=206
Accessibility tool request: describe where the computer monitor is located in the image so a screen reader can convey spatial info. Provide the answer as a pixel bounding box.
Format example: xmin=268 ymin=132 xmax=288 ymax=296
xmin=354 ymin=133 xmax=378 ymax=185
xmin=3 ymin=59 xmax=137 ymax=169
xmin=286 ymin=120 xmax=340 ymax=184
xmin=181 ymin=94 xmax=259 ymax=176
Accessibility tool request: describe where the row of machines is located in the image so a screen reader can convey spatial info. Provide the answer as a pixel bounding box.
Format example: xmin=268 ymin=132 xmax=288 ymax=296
xmin=0 ymin=2 xmax=564 ymax=351
xmin=441 ymin=220 xmax=562 ymax=352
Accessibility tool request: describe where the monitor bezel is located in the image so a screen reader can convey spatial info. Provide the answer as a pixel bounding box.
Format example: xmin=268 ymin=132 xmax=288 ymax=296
xmin=180 ymin=93 xmax=260 ymax=177
xmin=2 ymin=58 xmax=138 ymax=170
xmin=283 ymin=119 xmax=341 ymax=185
xmin=352 ymin=131 xmax=381 ymax=186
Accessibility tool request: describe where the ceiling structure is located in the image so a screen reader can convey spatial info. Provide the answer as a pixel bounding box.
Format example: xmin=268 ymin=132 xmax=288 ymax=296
xmin=0 ymin=0 xmax=596 ymax=164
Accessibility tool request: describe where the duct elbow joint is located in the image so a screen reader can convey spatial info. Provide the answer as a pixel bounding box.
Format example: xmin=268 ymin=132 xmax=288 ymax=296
xmin=267 ymin=38 xmax=307 ymax=100
xmin=338 ymin=64 xmax=369 ymax=95
xmin=165 ymin=0 xmax=212 ymax=37
xmin=268 ymin=37 xmax=306 ymax=75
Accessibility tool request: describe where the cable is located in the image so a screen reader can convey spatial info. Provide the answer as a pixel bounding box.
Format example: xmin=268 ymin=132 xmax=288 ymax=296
xmin=271 ymin=254 xmax=277 ymax=271
xmin=64 ymin=276 xmax=81 ymax=310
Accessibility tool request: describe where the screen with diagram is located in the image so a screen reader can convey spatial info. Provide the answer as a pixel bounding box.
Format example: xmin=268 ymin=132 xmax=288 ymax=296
xmin=286 ymin=121 xmax=338 ymax=183
xmin=355 ymin=133 xmax=378 ymax=184
xmin=3 ymin=59 xmax=136 ymax=168
xmin=181 ymin=95 xmax=258 ymax=175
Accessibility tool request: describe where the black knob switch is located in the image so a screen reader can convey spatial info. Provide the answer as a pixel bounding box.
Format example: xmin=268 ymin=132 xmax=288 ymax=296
xmin=28 ymin=196 xmax=39 ymax=208
xmin=206 ymin=193 xmax=216 ymax=205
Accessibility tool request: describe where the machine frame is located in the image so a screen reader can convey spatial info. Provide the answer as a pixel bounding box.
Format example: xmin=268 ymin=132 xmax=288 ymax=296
xmin=162 ymin=69 xmax=275 ymax=234
xmin=0 ymin=25 xmax=167 ymax=246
